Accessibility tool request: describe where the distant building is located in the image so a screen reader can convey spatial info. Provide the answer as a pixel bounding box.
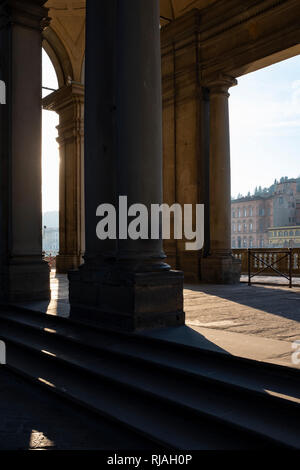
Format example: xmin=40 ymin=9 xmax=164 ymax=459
xmin=43 ymin=226 xmax=59 ymax=255
xmin=268 ymin=226 xmax=300 ymax=248
xmin=231 ymin=178 xmax=300 ymax=249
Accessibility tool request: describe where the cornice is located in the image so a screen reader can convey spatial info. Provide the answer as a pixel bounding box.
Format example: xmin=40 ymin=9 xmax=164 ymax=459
xmin=0 ymin=0 xmax=50 ymax=31
xmin=161 ymin=0 xmax=300 ymax=83
xmin=42 ymin=83 xmax=84 ymax=112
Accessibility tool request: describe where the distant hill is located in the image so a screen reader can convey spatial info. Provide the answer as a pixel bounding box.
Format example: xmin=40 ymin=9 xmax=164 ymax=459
xmin=43 ymin=211 xmax=59 ymax=228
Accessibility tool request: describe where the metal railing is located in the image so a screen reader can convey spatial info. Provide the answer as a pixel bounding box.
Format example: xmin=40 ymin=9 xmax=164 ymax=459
xmin=233 ymin=248 xmax=300 ymax=287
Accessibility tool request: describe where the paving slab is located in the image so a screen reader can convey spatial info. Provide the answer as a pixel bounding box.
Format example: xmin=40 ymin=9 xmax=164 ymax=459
xmin=9 ymin=271 xmax=300 ymax=369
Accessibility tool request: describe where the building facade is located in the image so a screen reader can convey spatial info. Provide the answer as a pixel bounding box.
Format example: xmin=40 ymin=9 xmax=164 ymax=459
xmin=268 ymin=226 xmax=300 ymax=248
xmin=231 ymin=179 xmax=300 ymax=249
xmin=43 ymin=227 xmax=59 ymax=255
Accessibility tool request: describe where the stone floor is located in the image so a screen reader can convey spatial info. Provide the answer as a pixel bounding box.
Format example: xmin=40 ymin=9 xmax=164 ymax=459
xmin=185 ymin=277 xmax=300 ymax=342
xmin=47 ymin=271 xmax=300 ymax=340
xmin=18 ymin=270 xmax=300 ymax=369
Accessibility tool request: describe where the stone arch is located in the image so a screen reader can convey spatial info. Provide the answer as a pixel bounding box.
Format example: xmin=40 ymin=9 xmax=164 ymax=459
xmin=42 ymin=27 xmax=74 ymax=87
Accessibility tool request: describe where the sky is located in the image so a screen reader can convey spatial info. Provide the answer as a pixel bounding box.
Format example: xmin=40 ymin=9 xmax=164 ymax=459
xmin=42 ymin=50 xmax=59 ymax=212
xmin=229 ymin=54 xmax=300 ymax=198
xmin=41 ymin=50 xmax=300 ymax=211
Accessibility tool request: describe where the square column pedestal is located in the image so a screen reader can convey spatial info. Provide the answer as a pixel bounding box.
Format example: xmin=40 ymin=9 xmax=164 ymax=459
xmin=201 ymin=255 xmax=241 ymax=284
xmin=69 ymin=268 xmax=185 ymax=332
xmin=0 ymin=258 xmax=50 ymax=302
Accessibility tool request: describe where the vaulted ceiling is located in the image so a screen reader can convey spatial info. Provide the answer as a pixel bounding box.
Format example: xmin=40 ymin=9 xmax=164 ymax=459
xmin=44 ymin=0 xmax=218 ymax=82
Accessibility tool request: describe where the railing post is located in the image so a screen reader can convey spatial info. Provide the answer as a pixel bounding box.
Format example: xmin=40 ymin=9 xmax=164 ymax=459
xmin=289 ymin=248 xmax=292 ymax=289
xmin=248 ymin=248 xmax=251 ymax=286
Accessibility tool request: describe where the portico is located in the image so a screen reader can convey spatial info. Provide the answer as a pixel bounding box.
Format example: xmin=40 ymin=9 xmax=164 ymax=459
xmin=1 ymin=0 xmax=300 ymax=327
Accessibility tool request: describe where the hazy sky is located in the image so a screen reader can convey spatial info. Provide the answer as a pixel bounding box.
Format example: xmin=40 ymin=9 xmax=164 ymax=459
xmin=230 ymin=54 xmax=300 ymax=198
xmin=42 ymin=50 xmax=59 ymax=212
xmin=42 ymin=50 xmax=300 ymax=211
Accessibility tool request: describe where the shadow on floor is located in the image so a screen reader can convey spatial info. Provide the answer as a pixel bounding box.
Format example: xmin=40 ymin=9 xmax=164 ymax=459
xmin=185 ymin=282 xmax=300 ymax=323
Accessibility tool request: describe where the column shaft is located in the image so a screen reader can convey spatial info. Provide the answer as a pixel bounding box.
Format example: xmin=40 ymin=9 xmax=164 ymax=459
xmin=0 ymin=0 xmax=50 ymax=301
xmin=68 ymin=0 xmax=184 ymax=331
xmin=201 ymin=75 xmax=241 ymax=284
xmin=115 ymin=0 xmax=165 ymax=268
xmin=209 ymin=78 xmax=235 ymax=256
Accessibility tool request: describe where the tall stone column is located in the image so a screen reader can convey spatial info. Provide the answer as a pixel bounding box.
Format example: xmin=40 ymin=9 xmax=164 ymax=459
xmin=201 ymin=74 xmax=241 ymax=284
xmin=69 ymin=0 xmax=184 ymax=331
xmin=0 ymin=0 xmax=50 ymax=301
xmin=43 ymin=83 xmax=85 ymax=273
xmin=161 ymin=10 xmax=210 ymax=282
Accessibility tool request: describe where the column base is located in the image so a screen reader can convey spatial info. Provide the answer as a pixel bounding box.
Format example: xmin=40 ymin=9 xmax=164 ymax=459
xmin=56 ymin=254 xmax=82 ymax=274
xmin=68 ymin=267 xmax=185 ymax=332
xmin=0 ymin=257 xmax=50 ymax=302
xmin=201 ymin=255 xmax=241 ymax=284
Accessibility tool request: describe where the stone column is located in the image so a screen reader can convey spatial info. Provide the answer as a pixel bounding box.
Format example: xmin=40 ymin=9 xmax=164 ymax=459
xmin=201 ymin=74 xmax=241 ymax=284
xmin=161 ymin=10 xmax=210 ymax=282
xmin=69 ymin=0 xmax=184 ymax=331
xmin=0 ymin=0 xmax=50 ymax=301
xmin=43 ymin=83 xmax=85 ymax=273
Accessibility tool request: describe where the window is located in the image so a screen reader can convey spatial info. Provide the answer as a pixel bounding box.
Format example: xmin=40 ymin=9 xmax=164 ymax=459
xmin=232 ymin=239 xmax=236 ymax=248
xmin=238 ymin=209 xmax=241 ymax=217
xmin=249 ymin=238 xmax=253 ymax=248
xmin=232 ymin=223 xmax=236 ymax=232
xmin=259 ymin=207 xmax=265 ymax=216
xmin=243 ymin=238 xmax=247 ymax=248
xmin=243 ymin=208 xmax=247 ymax=217
xmin=238 ymin=223 xmax=241 ymax=232
xmin=232 ymin=210 xmax=236 ymax=218
xmin=243 ymin=221 xmax=247 ymax=232
xmin=249 ymin=207 xmax=253 ymax=216
xmin=249 ymin=222 xmax=253 ymax=232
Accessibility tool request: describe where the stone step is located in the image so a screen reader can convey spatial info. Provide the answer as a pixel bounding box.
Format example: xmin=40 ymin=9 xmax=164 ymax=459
xmin=3 ymin=339 xmax=268 ymax=450
xmin=0 ymin=311 xmax=299 ymax=448
xmin=0 ymin=308 xmax=299 ymax=404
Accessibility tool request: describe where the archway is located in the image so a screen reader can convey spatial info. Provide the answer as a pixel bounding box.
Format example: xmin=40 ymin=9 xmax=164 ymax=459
xmin=42 ymin=49 xmax=59 ymax=267
xmin=230 ymin=55 xmax=300 ymax=258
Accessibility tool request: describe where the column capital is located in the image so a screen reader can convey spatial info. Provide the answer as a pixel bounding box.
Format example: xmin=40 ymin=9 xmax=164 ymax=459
xmin=42 ymin=83 xmax=84 ymax=113
xmin=43 ymin=84 xmax=84 ymax=146
xmin=208 ymin=74 xmax=238 ymax=97
xmin=0 ymin=0 xmax=50 ymax=31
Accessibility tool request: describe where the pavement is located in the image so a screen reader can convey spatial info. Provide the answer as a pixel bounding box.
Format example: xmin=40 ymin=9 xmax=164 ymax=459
xmin=15 ymin=270 xmax=300 ymax=369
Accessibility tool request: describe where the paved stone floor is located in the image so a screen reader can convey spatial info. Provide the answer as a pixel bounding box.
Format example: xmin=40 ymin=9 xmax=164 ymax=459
xmin=19 ymin=270 xmax=300 ymax=368
xmin=185 ymin=277 xmax=300 ymax=342
xmin=46 ymin=271 xmax=300 ymax=342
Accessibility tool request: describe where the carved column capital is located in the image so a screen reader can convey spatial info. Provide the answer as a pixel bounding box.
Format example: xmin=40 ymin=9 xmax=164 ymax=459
xmin=208 ymin=74 xmax=238 ymax=97
xmin=43 ymin=83 xmax=85 ymax=144
xmin=42 ymin=83 xmax=84 ymax=113
xmin=0 ymin=0 xmax=50 ymax=31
